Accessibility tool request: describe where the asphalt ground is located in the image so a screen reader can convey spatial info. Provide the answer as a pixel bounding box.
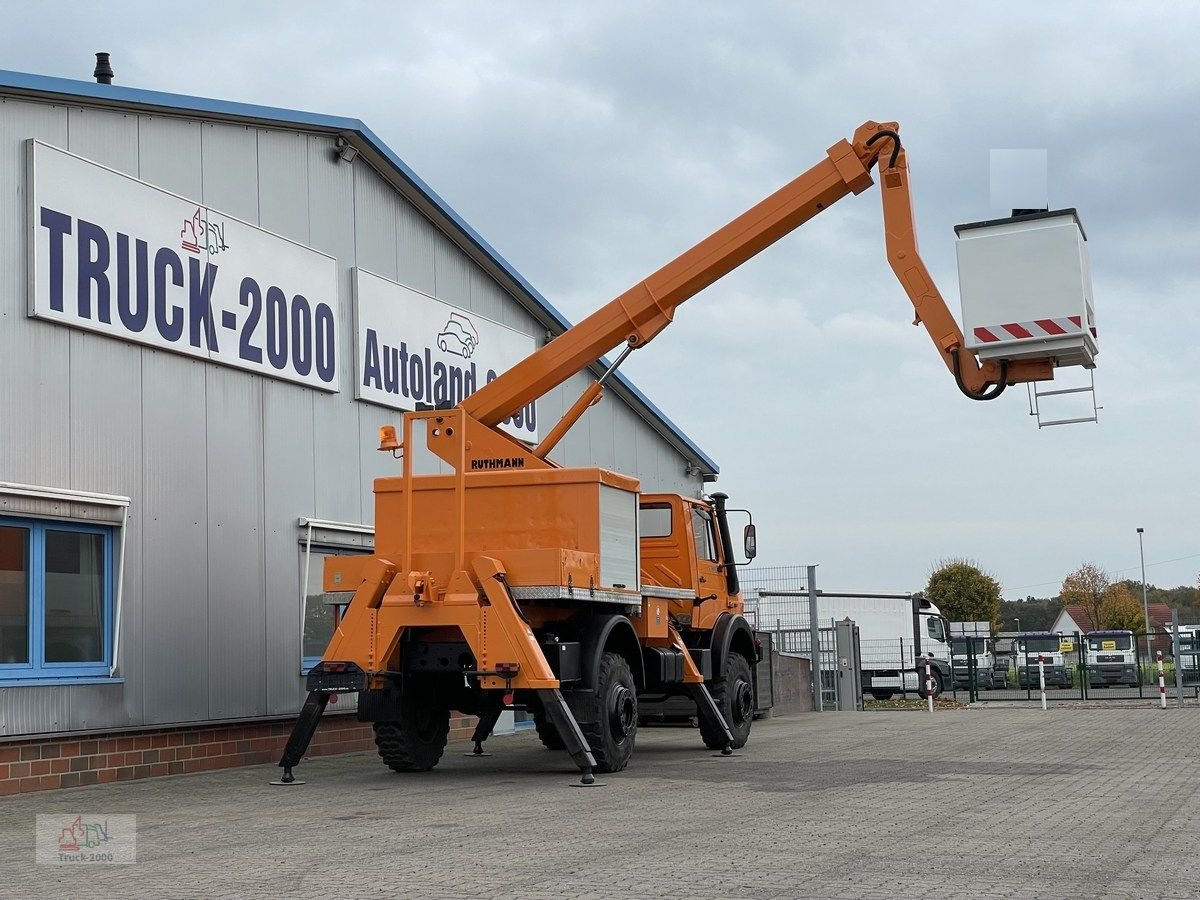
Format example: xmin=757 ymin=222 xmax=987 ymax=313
xmin=3 ymin=706 xmax=1199 ymax=899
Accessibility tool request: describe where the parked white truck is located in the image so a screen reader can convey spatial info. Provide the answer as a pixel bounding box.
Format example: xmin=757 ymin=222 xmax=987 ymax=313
xmin=1084 ymin=629 xmax=1139 ymax=687
xmin=753 ymin=592 xmax=952 ymax=700
xmin=1013 ymin=631 xmax=1073 ymax=688
xmin=950 ymin=621 xmax=1005 ymax=690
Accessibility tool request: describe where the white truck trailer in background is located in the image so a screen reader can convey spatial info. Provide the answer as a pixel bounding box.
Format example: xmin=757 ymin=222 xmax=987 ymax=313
xmin=753 ymin=592 xmax=953 ymax=699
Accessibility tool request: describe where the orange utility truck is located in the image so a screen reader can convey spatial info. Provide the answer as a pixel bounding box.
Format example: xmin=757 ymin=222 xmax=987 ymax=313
xmin=278 ymin=122 xmax=1094 ymax=785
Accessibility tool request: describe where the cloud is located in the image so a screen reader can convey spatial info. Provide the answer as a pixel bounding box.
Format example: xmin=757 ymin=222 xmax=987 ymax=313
xmin=2 ymin=2 xmax=1197 ymax=592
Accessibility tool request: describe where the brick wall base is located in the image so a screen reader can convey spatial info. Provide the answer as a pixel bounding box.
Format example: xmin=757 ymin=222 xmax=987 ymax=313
xmin=0 ymin=712 xmax=478 ymax=796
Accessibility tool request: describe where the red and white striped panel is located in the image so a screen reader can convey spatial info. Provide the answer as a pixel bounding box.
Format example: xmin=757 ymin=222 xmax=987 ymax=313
xmin=973 ymin=315 xmax=1098 ymax=344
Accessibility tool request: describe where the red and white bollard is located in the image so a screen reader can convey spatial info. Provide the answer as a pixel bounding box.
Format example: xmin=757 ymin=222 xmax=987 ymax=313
xmin=1038 ymin=654 xmax=1047 ymax=710
xmin=1158 ymin=650 xmax=1167 ymax=709
xmin=924 ymin=656 xmax=934 ymax=713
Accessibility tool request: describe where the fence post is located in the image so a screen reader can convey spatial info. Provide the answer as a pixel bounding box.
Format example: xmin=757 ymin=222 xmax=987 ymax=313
xmin=924 ymin=656 xmax=933 ymax=713
xmin=1038 ymin=654 xmax=1047 ymax=710
xmin=1173 ymin=610 xmax=1184 ymax=709
xmin=1075 ymin=631 xmax=1085 ymax=700
xmin=899 ymin=637 xmax=906 ymax=699
xmin=807 ymin=565 xmax=822 ymax=712
xmin=1157 ymin=650 xmax=1167 ymax=709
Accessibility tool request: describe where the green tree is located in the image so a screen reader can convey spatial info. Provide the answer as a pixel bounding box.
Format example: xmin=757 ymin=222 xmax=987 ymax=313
xmin=1099 ymin=584 xmax=1146 ymax=631
xmin=925 ymin=559 xmax=1002 ymax=632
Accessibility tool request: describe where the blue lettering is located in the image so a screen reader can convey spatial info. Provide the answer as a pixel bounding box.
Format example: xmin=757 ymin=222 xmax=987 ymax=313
xmin=381 ymin=341 xmax=399 ymax=393
xmin=409 ymin=348 xmax=425 ymax=401
xmin=290 ymin=295 xmax=312 ymax=376
xmin=115 ymin=234 xmax=148 ymax=333
xmin=39 ymin=207 xmax=72 ymax=312
xmin=187 ymin=258 xmax=219 ymax=351
xmin=238 ymin=277 xmax=263 ymax=363
xmin=433 ymin=361 xmax=449 ymax=405
xmin=265 ymin=286 xmax=288 ymax=370
xmin=153 ymin=247 xmax=185 ymax=342
xmin=76 ymin=219 xmax=111 ymax=323
xmin=397 ymin=342 xmax=409 ymax=396
xmin=363 ymin=328 xmax=382 ymax=389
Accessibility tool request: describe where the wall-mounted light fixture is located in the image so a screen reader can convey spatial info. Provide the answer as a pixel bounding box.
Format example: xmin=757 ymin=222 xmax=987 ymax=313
xmin=334 ymin=136 xmax=358 ymax=164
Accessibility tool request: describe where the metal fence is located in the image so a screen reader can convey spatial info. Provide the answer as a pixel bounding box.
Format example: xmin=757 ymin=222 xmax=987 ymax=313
xmin=949 ymin=631 xmax=1200 ymax=703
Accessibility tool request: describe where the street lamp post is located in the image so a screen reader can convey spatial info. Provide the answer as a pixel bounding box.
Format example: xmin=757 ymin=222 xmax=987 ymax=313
xmin=1015 ymin=617 xmax=1021 ymax=633
xmin=1137 ymin=528 xmax=1151 ymax=662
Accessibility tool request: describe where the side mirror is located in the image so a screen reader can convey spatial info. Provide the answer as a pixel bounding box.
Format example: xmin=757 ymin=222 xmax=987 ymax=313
xmin=743 ymin=523 xmax=757 ymax=560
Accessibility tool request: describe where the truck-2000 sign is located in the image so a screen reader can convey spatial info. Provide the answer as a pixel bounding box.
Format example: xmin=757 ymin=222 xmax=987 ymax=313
xmin=29 ymin=140 xmax=341 ymax=392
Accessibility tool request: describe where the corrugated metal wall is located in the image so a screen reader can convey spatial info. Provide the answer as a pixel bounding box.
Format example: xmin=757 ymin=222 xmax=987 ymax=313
xmin=0 ymin=94 xmax=702 ymax=736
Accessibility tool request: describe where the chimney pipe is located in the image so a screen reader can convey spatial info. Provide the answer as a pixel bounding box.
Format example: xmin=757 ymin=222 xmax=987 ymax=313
xmin=94 ymin=52 xmax=114 ymax=85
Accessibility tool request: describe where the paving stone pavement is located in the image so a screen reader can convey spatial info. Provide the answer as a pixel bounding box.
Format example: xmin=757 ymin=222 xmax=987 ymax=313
xmin=2 ymin=706 xmax=1199 ymax=899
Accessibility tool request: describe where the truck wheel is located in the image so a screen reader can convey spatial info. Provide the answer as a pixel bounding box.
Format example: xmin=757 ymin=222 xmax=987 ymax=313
xmin=701 ymin=651 xmax=754 ymax=750
xmin=373 ymin=694 xmax=449 ymax=772
xmin=532 ymin=708 xmax=565 ymax=751
xmin=917 ymin=667 xmax=944 ymax=700
xmin=870 ymin=691 xmax=894 ymax=701
xmin=580 ymin=652 xmax=637 ymax=772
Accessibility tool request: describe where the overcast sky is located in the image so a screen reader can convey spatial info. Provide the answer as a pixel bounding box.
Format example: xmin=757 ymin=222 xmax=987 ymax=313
xmin=4 ymin=3 xmax=1197 ymax=599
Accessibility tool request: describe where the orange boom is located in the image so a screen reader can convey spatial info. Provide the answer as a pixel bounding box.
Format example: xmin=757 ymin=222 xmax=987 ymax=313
xmin=278 ymin=122 xmax=1072 ymax=784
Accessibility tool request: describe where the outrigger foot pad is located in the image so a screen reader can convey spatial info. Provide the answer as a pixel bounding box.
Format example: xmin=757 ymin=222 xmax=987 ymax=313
xmin=464 ymin=740 xmax=493 ymax=758
xmin=269 ymin=767 xmax=306 ymax=786
xmin=569 ymin=767 xmax=605 ymax=787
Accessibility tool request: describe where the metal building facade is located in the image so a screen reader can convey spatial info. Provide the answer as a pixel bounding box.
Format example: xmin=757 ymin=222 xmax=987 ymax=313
xmin=0 ymin=72 xmax=716 ymax=737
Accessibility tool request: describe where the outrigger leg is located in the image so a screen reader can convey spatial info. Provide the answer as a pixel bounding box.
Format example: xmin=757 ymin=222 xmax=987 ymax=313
xmin=536 ymin=688 xmax=599 ymax=785
xmin=685 ymin=682 xmax=736 ymax=756
xmin=272 ymin=690 xmax=330 ymax=785
xmin=465 ymin=696 xmax=505 ymax=757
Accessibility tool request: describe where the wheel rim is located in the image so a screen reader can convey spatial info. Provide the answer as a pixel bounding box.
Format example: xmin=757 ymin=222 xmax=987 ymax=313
xmin=732 ymin=679 xmax=753 ymax=725
xmin=608 ymin=684 xmax=636 ymax=738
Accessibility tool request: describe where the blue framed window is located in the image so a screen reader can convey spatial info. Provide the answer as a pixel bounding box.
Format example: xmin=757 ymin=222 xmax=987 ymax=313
xmin=0 ymin=517 xmax=114 ymax=681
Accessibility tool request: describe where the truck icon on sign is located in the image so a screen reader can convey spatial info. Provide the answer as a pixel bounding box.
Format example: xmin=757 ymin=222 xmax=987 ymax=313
xmin=437 ymin=312 xmax=480 ymax=359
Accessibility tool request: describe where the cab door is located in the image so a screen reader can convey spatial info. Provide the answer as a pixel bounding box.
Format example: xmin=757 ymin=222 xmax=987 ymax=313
xmin=686 ymin=501 xmax=726 ymax=604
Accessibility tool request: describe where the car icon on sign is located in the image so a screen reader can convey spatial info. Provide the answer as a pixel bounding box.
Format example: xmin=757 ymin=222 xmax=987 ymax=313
xmin=437 ymin=313 xmax=479 ymax=358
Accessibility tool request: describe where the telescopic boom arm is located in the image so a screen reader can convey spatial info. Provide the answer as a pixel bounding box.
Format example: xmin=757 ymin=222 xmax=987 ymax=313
xmin=461 ymin=121 xmax=1052 ymax=434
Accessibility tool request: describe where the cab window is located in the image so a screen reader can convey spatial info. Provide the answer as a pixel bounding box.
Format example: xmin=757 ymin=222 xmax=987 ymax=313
xmin=639 ymin=504 xmax=673 ymax=538
xmin=925 ymin=616 xmax=947 ymax=643
xmin=691 ymin=507 xmax=717 ymax=562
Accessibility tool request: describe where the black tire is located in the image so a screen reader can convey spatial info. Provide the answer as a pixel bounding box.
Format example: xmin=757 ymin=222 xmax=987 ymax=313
xmin=373 ymin=692 xmax=449 ymax=772
xmin=917 ymin=667 xmax=944 ymax=700
xmin=532 ymin=708 xmax=565 ymax=751
xmin=870 ymin=691 xmax=894 ymax=701
xmin=701 ymin=651 xmax=754 ymax=750
xmin=580 ymin=652 xmax=637 ymax=772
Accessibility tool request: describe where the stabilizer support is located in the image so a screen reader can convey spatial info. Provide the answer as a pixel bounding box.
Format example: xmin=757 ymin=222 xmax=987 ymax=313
xmin=535 ymin=688 xmax=599 ymax=784
xmin=274 ymin=690 xmax=331 ymax=784
xmin=466 ymin=697 xmax=505 ymax=757
xmin=685 ymin=682 xmax=735 ymax=755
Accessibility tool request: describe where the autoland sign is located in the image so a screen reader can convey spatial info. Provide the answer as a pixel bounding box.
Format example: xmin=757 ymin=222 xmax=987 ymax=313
xmin=354 ymin=268 xmax=538 ymax=441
